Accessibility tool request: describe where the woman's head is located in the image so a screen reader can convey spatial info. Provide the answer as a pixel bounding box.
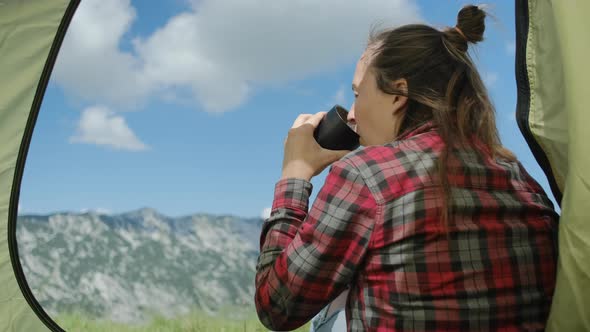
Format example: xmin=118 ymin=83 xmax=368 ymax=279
xmin=349 ymin=4 xmax=503 ymax=152
xmin=349 ymin=47 xmax=408 ymax=146
xmin=349 ymin=4 xmax=515 ymax=231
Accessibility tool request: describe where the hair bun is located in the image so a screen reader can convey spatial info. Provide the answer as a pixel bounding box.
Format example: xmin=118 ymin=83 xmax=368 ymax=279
xmin=455 ymin=5 xmax=486 ymax=44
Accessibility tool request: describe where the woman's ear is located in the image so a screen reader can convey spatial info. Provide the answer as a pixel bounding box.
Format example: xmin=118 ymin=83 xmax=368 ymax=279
xmin=393 ymin=95 xmax=408 ymax=115
xmin=392 ymin=79 xmax=408 ymax=115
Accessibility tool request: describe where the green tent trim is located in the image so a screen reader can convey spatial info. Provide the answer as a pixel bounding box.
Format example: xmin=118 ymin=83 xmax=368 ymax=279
xmin=514 ymin=0 xmax=563 ymax=205
xmin=515 ymin=0 xmax=590 ymax=331
xmin=1 ymin=1 xmax=79 ymax=331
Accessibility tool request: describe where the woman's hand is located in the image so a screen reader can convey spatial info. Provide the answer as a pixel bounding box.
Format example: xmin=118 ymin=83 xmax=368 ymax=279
xmin=281 ymin=112 xmax=351 ymax=181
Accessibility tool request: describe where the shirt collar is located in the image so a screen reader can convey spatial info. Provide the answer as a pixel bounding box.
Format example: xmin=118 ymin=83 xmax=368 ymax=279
xmin=395 ymin=121 xmax=437 ymax=141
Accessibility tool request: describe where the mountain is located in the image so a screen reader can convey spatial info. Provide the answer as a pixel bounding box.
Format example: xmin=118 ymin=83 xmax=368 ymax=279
xmin=16 ymin=208 xmax=266 ymax=324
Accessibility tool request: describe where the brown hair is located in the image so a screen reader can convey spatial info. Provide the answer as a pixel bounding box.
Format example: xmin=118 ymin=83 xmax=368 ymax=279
xmin=366 ymin=5 xmax=516 ymax=232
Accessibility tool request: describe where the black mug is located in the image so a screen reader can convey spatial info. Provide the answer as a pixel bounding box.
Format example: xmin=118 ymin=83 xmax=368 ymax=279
xmin=313 ymin=105 xmax=360 ymax=151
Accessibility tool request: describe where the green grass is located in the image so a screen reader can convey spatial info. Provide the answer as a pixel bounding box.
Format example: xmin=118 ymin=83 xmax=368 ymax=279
xmin=54 ymin=307 xmax=312 ymax=332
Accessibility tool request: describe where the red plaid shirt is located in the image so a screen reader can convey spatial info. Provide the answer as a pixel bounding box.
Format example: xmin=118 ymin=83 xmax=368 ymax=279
xmin=255 ymin=122 xmax=558 ymax=331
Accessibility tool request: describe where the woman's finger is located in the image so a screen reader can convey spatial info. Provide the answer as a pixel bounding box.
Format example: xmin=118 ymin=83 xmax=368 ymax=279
xmin=304 ymin=112 xmax=328 ymax=129
xmin=292 ymin=114 xmax=313 ymax=128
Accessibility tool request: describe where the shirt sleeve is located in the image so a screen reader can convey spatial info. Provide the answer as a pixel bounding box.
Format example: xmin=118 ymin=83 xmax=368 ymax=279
xmin=254 ymin=159 xmax=378 ymax=331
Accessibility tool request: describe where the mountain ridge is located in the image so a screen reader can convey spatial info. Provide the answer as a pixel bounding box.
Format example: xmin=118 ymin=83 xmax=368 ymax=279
xmin=16 ymin=208 xmax=267 ymax=324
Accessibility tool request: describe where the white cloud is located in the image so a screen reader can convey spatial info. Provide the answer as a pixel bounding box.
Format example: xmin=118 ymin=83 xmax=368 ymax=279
xmin=53 ymin=0 xmax=423 ymax=113
xmin=70 ymin=106 xmax=149 ymax=151
xmin=483 ymin=71 xmax=499 ymax=88
xmin=53 ymin=0 xmax=148 ymax=106
xmin=331 ymin=86 xmax=348 ymax=107
xmin=506 ymin=41 xmax=516 ymax=56
xmin=261 ymin=207 xmax=272 ymax=219
xmin=80 ymin=208 xmax=112 ymax=215
xmin=323 ymin=85 xmax=349 ymax=109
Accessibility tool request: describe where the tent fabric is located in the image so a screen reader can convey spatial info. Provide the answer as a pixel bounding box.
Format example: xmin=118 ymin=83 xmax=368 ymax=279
xmin=0 ymin=0 xmax=588 ymax=331
xmin=0 ymin=1 xmax=76 ymax=331
xmin=515 ymin=0 xmax=590 ymax=331
xmin=514 ymin=0 xmax=567 ymax=203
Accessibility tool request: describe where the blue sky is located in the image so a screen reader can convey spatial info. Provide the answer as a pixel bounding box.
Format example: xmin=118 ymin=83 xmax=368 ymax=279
xmin=19 ymin=0 xmax=558 ymax=218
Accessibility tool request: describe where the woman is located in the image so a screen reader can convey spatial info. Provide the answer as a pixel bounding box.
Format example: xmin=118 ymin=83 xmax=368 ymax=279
xmin=255 ymin=5 xmax=558 ymax=331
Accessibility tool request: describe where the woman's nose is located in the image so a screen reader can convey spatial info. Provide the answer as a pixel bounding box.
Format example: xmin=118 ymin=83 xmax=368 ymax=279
xmin=347 ymin=104 xmax=356 ymax=124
